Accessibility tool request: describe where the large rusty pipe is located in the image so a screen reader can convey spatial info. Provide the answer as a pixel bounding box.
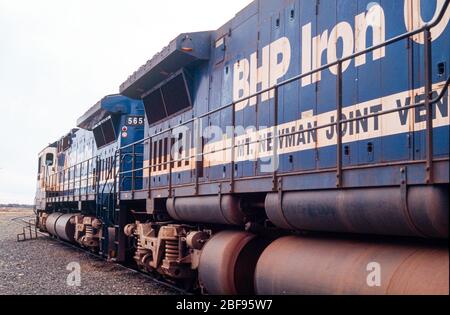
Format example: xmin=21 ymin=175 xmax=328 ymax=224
xmin=198 ymin=231 xmax=269 ymax=295
xmin=255 ymin=236 xmax=449 ymax=295
xmin=167 ymin=195 xmax=246 ymax=226
xmin=45 ymin=212 xmax=64 ymax=237
xmin=265 ymin=185 xmax=449 ymax=238
xmin=54 ymin=214 xmax=76 ymax=243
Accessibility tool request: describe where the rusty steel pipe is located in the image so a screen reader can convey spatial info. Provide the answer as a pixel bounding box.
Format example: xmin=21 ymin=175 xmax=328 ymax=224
xmin=45 ymin=212 xmax=64 ymax=237
xmin=198 ymin=231 xmax=269 ymax=295
xmin=54 ymin=214 xmax=76 ymax=243
xmin=255 ymin=236 xmax=449 ymax=295
xmin=167 ymin=195 xmax=246 ymax=226
xmin=265 ymin=185 xmax=449 ymax=238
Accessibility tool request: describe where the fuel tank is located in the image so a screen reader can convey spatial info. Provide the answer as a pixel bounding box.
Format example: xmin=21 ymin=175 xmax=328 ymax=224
xmin=45 ymin=212 xmax=64 ymax=237
xmin=198 ymin=231 xmax=269 ymax=295
xmin=54 ymin=214 xmax=76 ymax=242
xmin=265 ymin=185 xmax=449 ymax=238
xmin=255 ymin=236 xmax=449 ymax=295
xmin=167 ymin=195 xmax=246 ymax=225
xmin=44 ymin=212 xmax=76 ymax=242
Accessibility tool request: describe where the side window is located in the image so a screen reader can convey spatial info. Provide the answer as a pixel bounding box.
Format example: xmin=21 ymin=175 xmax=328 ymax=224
xmin=215 ymin=36 xmax=226 ymax=64
xmin=177 ymin=133 xmax=183 ymax=168
xmin=62 ymin=136 xmax=71 ymax=151
xmin=152 ymin=141 xmax=158 ymax=172
xmin=45 ymin=153 xmax=54 ymax=166
xmin=38 ymin=157 xmax=42 ymax=174
xmin=163 ymin=137 xmax=168 ymax=170
xmin=158 ymin=139 xmax=163 ymax=171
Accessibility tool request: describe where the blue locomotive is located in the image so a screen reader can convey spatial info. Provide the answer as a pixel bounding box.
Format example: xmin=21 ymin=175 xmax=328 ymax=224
xmin=36 ymin=0 xmax=450 ymax=295
xmin=35 ymin=94 xmax=144 ymax=254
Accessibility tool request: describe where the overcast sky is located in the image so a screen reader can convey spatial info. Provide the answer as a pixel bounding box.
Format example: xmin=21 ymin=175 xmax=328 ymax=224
xmin=0 ymin=0 xmax=253 ymax=204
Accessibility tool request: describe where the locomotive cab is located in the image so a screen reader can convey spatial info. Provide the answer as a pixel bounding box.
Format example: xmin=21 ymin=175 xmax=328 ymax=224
xmin=35 ymin=144 xmax=57 ymax=210
xmin=35 ymin=94 xmax=146 ymax=255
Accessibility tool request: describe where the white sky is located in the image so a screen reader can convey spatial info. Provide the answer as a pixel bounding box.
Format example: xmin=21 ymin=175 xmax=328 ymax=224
xmin=0 ymin=0 xmax=253 ymax=204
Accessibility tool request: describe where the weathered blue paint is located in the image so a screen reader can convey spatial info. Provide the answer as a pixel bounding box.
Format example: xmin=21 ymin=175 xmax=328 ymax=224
xmin=119 ymin=0 xmax=449 ymax=190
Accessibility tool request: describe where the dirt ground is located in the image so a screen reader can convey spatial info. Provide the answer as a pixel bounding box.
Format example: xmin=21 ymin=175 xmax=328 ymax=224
xmin=0 ymin=210 xmax=177 ymax=295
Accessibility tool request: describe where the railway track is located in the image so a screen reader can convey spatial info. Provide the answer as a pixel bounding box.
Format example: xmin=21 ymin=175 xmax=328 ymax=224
xmin=10 ymin=215 xmax=190 ymax=295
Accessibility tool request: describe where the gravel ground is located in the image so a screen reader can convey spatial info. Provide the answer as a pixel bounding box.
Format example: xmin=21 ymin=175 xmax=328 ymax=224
xmin=0 ymin=210 xmax=178 ymax=295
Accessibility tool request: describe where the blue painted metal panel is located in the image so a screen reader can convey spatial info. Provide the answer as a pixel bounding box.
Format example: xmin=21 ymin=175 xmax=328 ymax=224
xmin=119 ymin=0 xmax=449 ymax=192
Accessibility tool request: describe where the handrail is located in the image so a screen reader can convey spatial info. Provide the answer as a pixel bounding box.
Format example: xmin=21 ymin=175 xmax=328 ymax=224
xmin=50 ymin=72 xmax=450 ymax=192
xmin=116 ymin=81 xmax=449 ymax=189
xmin=116 ymin=0 xmax=450 ymax=192
xmin=100 ymin=154 xmax=116 ymax=195
xmin=119 ymin=0 xmax=450 ymax=152
xmin=45 ymin=1 xmax=450 ymax=197
xmin=44 ymin=155 xmax=98 ymax=192
xmin=116 ymin=70 xmax=448 ymax=179
xmin=43 ymin=144 xmax=141 ymax=196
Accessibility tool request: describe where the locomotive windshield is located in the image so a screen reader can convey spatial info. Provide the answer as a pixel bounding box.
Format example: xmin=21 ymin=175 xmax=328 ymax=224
xmin=45 ymin=153 xmax=54 ymax=166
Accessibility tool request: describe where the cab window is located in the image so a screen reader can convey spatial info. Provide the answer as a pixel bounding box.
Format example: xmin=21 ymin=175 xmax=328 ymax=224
xmin=45 ymin=153 xmax=54 ymax=166
xmin=38 ymin=157 xmax=42 ymax=174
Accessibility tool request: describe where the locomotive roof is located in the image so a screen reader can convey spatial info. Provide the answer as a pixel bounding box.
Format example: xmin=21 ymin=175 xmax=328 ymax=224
xmin=119 ymin=0 xmax=259 ymax=99
xmin=77 ymin=94 xmax=133 ymax=131
xmin=119 ymin=31 xmax=212 ymax=99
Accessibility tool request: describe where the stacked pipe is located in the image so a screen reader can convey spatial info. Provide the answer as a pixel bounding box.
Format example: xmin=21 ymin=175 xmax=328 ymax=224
xmin=256 ymin=186 xmax=449 ymax=295
xmin=254 ymin=237 xmax=449 ymax=295
xmin=195 ymin=185 xmax=449 ymax=295
xmin=45 ymin=212 xmax=76 ymax=243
